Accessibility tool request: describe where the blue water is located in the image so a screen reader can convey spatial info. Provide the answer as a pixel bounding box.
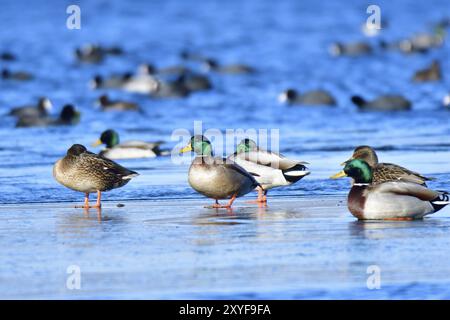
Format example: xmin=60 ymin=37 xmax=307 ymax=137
xmin=1 ymin=0 xmax=450 ymax=299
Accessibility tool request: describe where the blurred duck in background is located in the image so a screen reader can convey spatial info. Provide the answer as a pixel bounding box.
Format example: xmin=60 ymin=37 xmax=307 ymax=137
xmin=351 ymin=94 xmax=412 ymax=111
xmin=175 ymin=73 xmax=212 ymax=92
xmin=412 ymin=60 xmax=442 ymax=82
xmin=92 ymin=129 xmax=166 ymax=159
xmin=16 ymin=104 xmax=80 ymax=127
xmin=96 ymin=94 xmax=140 ymax=112
xmin=278 ymin=89 xmax=336 ymax=106
xmin=75 ymin=43 xmax=123 ymax=63
xmin=137 ymin=63 xmax=191 ymax=77
xmin=181 ymin=51 xmax=255 ymax=74
xmin=75 ymin=44 xmax=104 ymax=63
xmin=90 ymin=74 xmax=132 ymax=90
xmin=2 ymin=68 xmax=33 ymax=81
xmin=329 ymin=42 xmax=372 ymax=56
xmin=443 ymin=93 xmax=450 ymax=109
xmin=149 ymin=78 xmax=190 ymax=98
xmin=9 ymin=97 xmax=52 ymax=118
xmin=380 ymin=28 xmax=445 ymax=54
xmin=138 ymin=64 xmax=212 ymax=91
xmin=0 ymin=52 xmax=16 ymax=61
xmin=121 ymin=73 xmax=160 ymax=94
xmin=202 ymin=58 xmax=255 ymax=74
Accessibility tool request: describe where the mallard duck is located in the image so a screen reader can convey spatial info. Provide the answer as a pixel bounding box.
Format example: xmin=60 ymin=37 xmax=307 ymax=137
xmin=9 ymin=97 xmax=52 ymax=118
xmin=351 ymin=95 xmax=411 ymax=111
xmin=341 ymin=146 xmax=434 ymax=186
xmin=92 ymin=129 xmax=165 ymax=159
xmin=227 ymin=139 xmax=310 ymax=202
xmin=412 ymin=60 xmax=441 ymax=82
xmin=96 ymin=95 xmax=140 ymax=112
xmin=53 ymin=144 xmax=139 ymax=208
xmin=278 ymin=89 xmax=336 ymax=106
xmin=329 ymin=42 xmax=372 ymax=56
xmin=16 ymin=104 xmax=80 ymax=128
xmin=2 ymin=68 xmax=33 ymax=81
xmin=331 ymin=159 xmax=449 ymax=220
xmin=180 ymin=135 xmax=261 ymax=208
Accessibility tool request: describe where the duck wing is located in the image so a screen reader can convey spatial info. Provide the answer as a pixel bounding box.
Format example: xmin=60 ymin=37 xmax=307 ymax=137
xmin=235 ymin=150 xmax=308 ymax=171
xmin=81 ymin=152 xmax=139 ymax=179
xmin=213 ymin=156 xmax=260 ymax=187
xmin=373 ymin=163 xmax=434 ymax=185
xmin=370 ymin=181 xmax=441 ymax=201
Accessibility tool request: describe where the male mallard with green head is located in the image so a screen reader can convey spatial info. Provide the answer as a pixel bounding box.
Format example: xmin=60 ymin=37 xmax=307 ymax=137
xmin=331 ymin=159 xmax=449 ymax=220
xmin=92 ymin=129 xmax=164 ymax=160
xmin=342 ymin=146 xmax=433 ymax=186
xmin=180 ymin=135 xmax=261 ymax=208
xmin=53 ymin=144 xmax=139 ymax=208
xmin=227 ymin=139 xmax=310 ymax=203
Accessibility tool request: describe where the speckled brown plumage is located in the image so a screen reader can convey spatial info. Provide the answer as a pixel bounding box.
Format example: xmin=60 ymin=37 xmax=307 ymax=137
xmin=346 ymin=146 xmax=433 ymax=185
xmin=372 ymin=163 xmax=432 ymax=185
xmin=53 ymin=144 xmax=138 ymax=194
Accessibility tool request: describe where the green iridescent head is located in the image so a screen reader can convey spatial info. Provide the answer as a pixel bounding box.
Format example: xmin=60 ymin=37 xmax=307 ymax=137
xmin=180 ymin=135 xmax=212 ymax=156
xmin=331 ymin=159 xmax=373 ymax=183
xmin=236 ymin=138 xmax=258 ymax=153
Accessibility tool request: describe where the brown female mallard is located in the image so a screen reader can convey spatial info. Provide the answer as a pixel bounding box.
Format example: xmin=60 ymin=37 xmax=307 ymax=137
xmin=53 ymin=144 xmax=138 ymax=208
xmin=342 ymin=146 xmax=433 ymax=185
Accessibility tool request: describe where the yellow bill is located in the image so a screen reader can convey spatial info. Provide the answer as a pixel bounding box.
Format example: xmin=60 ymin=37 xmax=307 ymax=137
xmin=330 ymin=170 xmax=347 ymax=179
xmin=92 ymin=139 xmax=102 ymax=147
xmin=179 ymin=144 xmax=192 ymax=153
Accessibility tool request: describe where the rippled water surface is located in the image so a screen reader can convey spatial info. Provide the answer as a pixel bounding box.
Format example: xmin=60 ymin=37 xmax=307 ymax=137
xmin=0 ymin=0 xmax=450 ymax=299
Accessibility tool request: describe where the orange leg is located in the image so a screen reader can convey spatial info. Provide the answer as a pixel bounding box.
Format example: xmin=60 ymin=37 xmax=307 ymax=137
xmin=209 ymin=194 xmax=237 ymax=209
xmin=246 ymin=187 xmax=267 ymax=205
xmin=75 ymin=191 xmax=102 ymax=209
xmin=75 ymin=193 xmax=90 ymax=208
xmin=93 ymin=190 xmax=102 ymax=208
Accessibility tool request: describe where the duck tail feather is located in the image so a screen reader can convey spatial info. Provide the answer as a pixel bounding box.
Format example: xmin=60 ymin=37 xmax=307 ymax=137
xmin=431 ymin=192 xmax=450 ymax=212
xmin=122 ymin=172 xmax=139 ymax=180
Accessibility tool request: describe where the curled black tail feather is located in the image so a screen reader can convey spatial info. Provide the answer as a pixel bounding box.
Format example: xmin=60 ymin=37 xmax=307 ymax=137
xmin=282 ymin=163 xmax=309 ymax=183
xmin=431 ymin=192 xmax=450 ymax=212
